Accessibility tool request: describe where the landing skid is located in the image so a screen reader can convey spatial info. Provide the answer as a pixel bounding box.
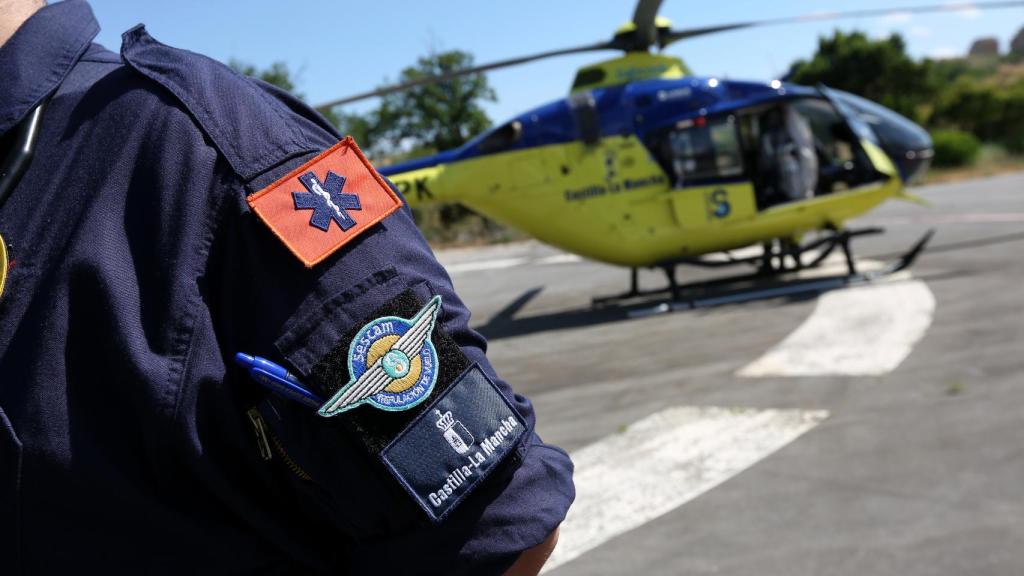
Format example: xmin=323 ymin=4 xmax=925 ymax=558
xmin=592 ymin=227 xmax=934 ymax=310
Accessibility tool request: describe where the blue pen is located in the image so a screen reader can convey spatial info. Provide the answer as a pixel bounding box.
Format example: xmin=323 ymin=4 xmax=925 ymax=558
xmin=234 ymin=353 xmax=324 ymax=410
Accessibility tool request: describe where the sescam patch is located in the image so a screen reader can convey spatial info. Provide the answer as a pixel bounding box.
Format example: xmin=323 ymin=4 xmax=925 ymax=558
xmin=306 ymin=289 xmax=471 ymax=453
xmin=318 ymin=296 xmax=442 ymax=417
xmin=248 ymin=137 xmax=403 ymax=267
xmin=381 ymin=364 xmax=525 ymax=523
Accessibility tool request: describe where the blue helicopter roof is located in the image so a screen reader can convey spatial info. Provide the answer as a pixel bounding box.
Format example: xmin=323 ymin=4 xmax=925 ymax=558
xmin=378 ymin=77 xmax=819 ymax=177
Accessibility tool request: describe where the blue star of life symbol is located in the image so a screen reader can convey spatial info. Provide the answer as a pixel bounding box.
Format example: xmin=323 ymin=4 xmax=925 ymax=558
xmin=292 ymin=170 xmax=362 ymax=232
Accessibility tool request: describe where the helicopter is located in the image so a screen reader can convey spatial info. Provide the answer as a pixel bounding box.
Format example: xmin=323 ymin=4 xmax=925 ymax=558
xmin=315 ymin=0 xmax=1024 ymax=301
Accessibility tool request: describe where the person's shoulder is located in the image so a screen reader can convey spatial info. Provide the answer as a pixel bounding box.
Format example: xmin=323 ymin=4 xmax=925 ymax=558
xmin=117 ymin=25 xmax=338 ymax=182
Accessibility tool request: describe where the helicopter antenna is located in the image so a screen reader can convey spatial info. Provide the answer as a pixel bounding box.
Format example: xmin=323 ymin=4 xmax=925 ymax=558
xmin=315 ymin=0 xmax=1024 ymax=111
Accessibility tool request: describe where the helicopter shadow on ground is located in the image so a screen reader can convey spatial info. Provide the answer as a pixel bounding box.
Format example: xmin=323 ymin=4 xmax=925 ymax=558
xmin=474 ymin=275 xmax=828 ymax=342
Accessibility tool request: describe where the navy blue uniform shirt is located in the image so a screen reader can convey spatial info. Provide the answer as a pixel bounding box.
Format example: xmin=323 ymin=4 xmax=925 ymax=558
xmin=0 ymin=2 xmax=574 ymax=574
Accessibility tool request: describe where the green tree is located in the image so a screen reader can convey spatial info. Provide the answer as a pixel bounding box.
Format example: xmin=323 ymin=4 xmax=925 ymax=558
xmin=930 ymin=129 xmax=981 ymax=167
xmin=342 ymin=50 xmax=499 ymax=235
xmin=932 ymin=79 xmax=1024 ymax=152
xmin=379 ymin=50 xmax=497 ymax=153
xmin=327 ymin=109 xmax=379 ymax=150
xmin=930 ymin=56 xmax=997 ymax=86
xmin=789 ymin=31 xmax=934 ymax=122
xmin=229 ymin=52 xmax=495 ymax=158
xmin=327 ymin=101 xmax=405 ymax=158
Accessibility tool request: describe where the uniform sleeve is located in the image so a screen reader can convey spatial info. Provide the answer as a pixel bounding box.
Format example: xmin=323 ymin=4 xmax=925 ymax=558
xmin=213 ymin=143 xmax=575 ymax=574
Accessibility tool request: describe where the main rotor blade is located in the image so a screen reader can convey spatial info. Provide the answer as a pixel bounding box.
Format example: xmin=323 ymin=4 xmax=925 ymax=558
xmin=631 ymin=0 xmax=667 ymax=50
xmin=661 ymin=1 xmax=1024 ymax=47
xmin=314 ymin=41 xmax=615 ymax=111
xmin=317 ymin=0 xmax=665 ymax=109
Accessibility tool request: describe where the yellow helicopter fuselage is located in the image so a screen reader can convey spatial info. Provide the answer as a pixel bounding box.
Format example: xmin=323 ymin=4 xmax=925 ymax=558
xmin=389 ymin=137 xmax=904 ymax=268
xmin=383 ymin=75 xmax=925 ymax=268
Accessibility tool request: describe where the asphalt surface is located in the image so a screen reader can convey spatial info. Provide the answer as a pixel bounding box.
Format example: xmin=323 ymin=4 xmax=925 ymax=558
xmin=436 ymin=172 xmax=1024 ymax=576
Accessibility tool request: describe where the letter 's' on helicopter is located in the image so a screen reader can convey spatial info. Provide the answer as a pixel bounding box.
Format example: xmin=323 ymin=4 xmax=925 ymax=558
xmin=316 ymin=1 xmax=1024 ymax=301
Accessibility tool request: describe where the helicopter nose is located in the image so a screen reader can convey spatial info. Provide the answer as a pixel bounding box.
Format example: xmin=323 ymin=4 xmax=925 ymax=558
xmin=866 ymin=112 xmax=934 ymax=183
xmin=897 ymin=143 xmax=935 ymax=184
xmin=879 ymin=122 xmax=933 ymax=183
xmin=832 ymin=90 xmax=934 ymax=183
xmin=870 ymin=109 xmax=934 ymax=183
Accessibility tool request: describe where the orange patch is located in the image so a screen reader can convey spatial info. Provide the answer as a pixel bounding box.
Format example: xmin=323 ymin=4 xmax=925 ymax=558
xmin=247 ymin=137 xmax=403 ymax=267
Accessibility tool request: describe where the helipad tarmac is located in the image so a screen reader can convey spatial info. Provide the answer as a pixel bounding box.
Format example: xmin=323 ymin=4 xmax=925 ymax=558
xmin=437 ymin=172 xmax=1024 ymax=575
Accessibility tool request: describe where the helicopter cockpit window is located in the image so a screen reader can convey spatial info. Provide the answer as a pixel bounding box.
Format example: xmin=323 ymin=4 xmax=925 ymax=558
xmin=478 ymin=121 xmax=523 ymax=153
xmin=740 ymin=98 xmax=883 ymax=208
xmin=789 ymin=98 xmax=881 ymax=194
xmin=658 ymin=116 xmax=744 ymax=187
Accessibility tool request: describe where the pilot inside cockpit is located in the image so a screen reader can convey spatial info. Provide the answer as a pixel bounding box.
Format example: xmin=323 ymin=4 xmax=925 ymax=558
xmin=759 ymin=105 xmax=818 ymax=203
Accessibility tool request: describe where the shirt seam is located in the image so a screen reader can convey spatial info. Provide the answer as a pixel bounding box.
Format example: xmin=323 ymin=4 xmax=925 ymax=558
xmin=168 ymin=168 xmax=242 ymax=430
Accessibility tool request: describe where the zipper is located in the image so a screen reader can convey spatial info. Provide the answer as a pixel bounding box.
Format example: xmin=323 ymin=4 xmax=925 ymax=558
xmin=246 ymin=408 xmax=273 ymax=461
xmin=268 ymin=429 xmax=313 ymax=481
xmin=246 ymin=407 xmax=313 ymax=482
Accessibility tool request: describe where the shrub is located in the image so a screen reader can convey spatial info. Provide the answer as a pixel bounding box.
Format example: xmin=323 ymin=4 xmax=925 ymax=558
xmin=931 ymin=129 xmax=981 ymax=167
xmin=931 ymin=80 xmax=1024 ymax=153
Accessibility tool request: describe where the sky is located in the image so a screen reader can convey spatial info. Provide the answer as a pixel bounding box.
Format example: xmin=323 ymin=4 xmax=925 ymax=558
xmin=86 ymin=1 xmax=1024 ymax=123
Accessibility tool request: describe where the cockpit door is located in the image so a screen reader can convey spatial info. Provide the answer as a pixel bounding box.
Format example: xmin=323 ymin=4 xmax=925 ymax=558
xmin=816 ymin=84 xmax=899 ymax=180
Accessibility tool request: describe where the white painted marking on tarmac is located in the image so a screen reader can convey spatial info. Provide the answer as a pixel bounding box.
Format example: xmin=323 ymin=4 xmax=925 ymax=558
xmin=536 ymin=253 xmax=583 ymax=265
xmin=542 ymin=406 xmax=827 ymax=573
xmin=737 ymin=278 xmax=936 ymax=377
xmin=445 ymin=253 xmax=582 ymax=275
xmin=444 ymin=257 xmax=528 ymax=274
xmin=871 ymin=212 xmax=1024 ymax=226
